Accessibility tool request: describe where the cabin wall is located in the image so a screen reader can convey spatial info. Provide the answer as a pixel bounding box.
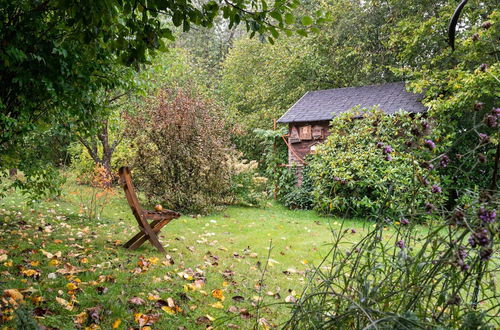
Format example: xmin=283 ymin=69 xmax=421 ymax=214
xmin=287 ymin=121 xmax=330 ymax=166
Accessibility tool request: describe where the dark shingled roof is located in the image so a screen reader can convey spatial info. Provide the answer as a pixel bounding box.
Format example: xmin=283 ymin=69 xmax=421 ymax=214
xmin=277 ymin=82 xmax=427 ymax=123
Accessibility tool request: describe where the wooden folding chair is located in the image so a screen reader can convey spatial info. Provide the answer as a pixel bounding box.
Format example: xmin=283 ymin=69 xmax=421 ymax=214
xmin=118 ymin=166 xmax=180 ymax=253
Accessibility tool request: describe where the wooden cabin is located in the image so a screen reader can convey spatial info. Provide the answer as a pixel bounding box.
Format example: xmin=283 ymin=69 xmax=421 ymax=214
xmin=277 ymin=82 xmax=427 ymax=183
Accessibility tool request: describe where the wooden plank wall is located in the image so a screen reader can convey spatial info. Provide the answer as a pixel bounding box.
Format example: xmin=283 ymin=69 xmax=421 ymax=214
xmin=288 ymin=121 xmax=330 ymax=165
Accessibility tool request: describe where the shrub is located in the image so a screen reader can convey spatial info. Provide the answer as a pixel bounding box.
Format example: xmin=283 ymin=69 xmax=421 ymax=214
xmin=125 ymin=87 xmax=232 ymax=214
xmin=75 ymin=163 xmax=116 ymax=221
xmin=68 ymin=141 xmax=133 ymax=185
xmin=227 ymin=152 xmax=269 ymax=207
xmin=279 ymin=165 xmax=314 ymax=210
xmin=308 ymin=108 xmax=444 ymax=221
xmin=285 ymin=106 xmax=499 ymax=329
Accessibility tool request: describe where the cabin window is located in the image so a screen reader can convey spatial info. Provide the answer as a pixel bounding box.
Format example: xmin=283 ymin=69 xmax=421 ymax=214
xmin=312 ymin=125 xmax=323 ymax=140
xmin=299 ymin=125 xmax=312 ymax=140
xmin=289 ymin=126 xmax=300 ymax=143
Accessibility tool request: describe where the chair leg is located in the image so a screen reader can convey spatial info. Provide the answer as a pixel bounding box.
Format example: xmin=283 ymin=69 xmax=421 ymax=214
xmin=127 ymin=220 xmax=170 ymax=252
xmin=123 ymin=220 xmax=162 ymax=249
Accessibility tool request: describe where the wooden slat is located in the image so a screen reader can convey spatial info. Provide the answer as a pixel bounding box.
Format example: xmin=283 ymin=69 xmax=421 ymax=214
xmin=118 ymin=166 xmax=180 ymax=253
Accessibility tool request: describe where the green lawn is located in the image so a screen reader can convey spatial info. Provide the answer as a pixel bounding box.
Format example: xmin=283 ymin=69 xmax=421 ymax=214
xmin=0 ymin=177 xmax=379 ymax=329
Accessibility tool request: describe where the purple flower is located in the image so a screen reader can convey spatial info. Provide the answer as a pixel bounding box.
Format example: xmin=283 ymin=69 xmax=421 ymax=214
xmin=351 ymin=229 xmax=356 ymax=234
xmin=492 ymin=108 xmax=500 ymax=117
xmin=479 ymin=248 xmax=493 ymax=261
xmin=457 ymin=246 xmax=467 ymax=260
xmin=474 ymin=102 xmax=485 ymax=111
xmin=395 ymin=240 xmax=405 ymax=249
xmin=479 ymin=63 xmax=488 ymax=72
xmin=421 ymin=121 xmax=430 ymax=134
xmin=376 ymin=142 xmax=384 ymax=148
xmin=431 ymin=185 xmax=442 ymax=193
xmin=384 ymin=155 xmax=392 ymax=161
xmin=420 ymin=161 xmax=434 ymax=170
xmin=439 ymin=155 xmax=450 ymax=168
xmin=461 ymin=263 xmax=470 ymax=272
xmin=481 ymin=21 xmax=492 ymax=29
xmin=382 ymin=145 xmax=393 ymax=154
xmin=452 ymin=209 xmax=465 ymax=223
xmin=484 ymin=114 xmax=497 ymax=127
xmin=478 ymin=207 xmax=496 ymax=223
xmin=424 ymin=140 xmax=436 ymax=150
xmin=418 ymin=176 xmax=429 ymax=186
xmin=469 ymin=228 xmax=490 ymax=248
xmin=478 ymin=133 xmax=490 ymax=144
xmin=400 ymin=218 xmax=410 ymax=225
xmin=425 ymin=203 xmax=435 ymax=213
xmin=471 ymin=33 xmax=480 ymax=42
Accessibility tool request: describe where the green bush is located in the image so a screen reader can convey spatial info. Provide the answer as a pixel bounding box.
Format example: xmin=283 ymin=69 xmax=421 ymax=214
xmin=279 ymin=165 xmax=314 ymax=210
xmin=227 ymin=153 xmax=269 ymax=207
xmin=308 ymin=108 xmax=444 ymax=220
xmin=68 ymin=141 xmax=133 ymax=185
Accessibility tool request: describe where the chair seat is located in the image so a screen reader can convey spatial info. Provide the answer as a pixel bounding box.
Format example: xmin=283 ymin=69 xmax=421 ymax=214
xmin=143 ymin=209 xmax=180 ymax=221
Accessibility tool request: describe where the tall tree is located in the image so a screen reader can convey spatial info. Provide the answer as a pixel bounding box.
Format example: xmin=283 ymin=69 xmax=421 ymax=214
xmin=0 ymin=0 xmax=322 ymax=195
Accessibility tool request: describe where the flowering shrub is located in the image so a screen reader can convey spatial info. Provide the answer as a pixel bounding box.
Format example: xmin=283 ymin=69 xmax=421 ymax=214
xmin=285 ymin=105 xmax=499 ymax=329
xmin=125 ymin=87 xmax=233 ymax=214
xmin=308 ymin=108 xmax=445 ymax=221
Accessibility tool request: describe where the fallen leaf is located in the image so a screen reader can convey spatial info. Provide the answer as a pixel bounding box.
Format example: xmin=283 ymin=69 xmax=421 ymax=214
xmin=161 ymin=306 xmax=176 ymax=315
xmin=228 ymin=306 xmax=239 ymax=313
xmin=196 ymin=316 xmax=211 ymax=325
xmin=55 ymin=297 xmax=73 ymax=311
xmin=3 ymin=289 xmax=23 ymax=302
xmin=212 ymin=289 xmax=225 ymax=301
xmin=128 ymin=297 xmax=146 ymax=306
xmin=211 ymin=301 xmax=224 ymax=309
xmin=232 ymin=295 xmax=244 ymax=302
xmin=74 ymin=311 xmax=87 ymax=326
xmin=112 ymin=319 xmax=121 ymax=329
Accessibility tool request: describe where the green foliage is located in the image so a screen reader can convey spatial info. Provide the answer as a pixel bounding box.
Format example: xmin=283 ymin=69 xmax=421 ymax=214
xmin=227 ymin=154 xmax=269 ymax=207
xmin=126 ymin=87 xmax=232 ymax=214
xmin=397 ymin=8 xmax=500 ymax=194
xmin=1 ymin=0 xmax=320 ymax=196
xmin=68 ymin=140 xmax=133 ymax=185
xmin=14 ymin=304 xmax=40 ymax=330
xmin=308 ymin=108 xmax=444 ymax=220
xmin=279 ymin=166 xmax=314 ymax=210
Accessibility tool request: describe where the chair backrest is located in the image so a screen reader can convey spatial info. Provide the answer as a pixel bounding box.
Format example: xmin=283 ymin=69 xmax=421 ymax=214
xmin=118 ymin=167 xmax=144 ymax=223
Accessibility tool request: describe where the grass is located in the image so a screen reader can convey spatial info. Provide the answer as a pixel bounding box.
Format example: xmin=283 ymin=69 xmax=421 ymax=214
xmin=0 ymin=175 xmax=386 ymax=329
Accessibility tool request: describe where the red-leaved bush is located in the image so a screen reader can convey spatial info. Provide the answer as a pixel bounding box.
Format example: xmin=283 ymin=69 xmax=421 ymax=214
xmin=125 ymin=87 xmax=232 ymax=214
